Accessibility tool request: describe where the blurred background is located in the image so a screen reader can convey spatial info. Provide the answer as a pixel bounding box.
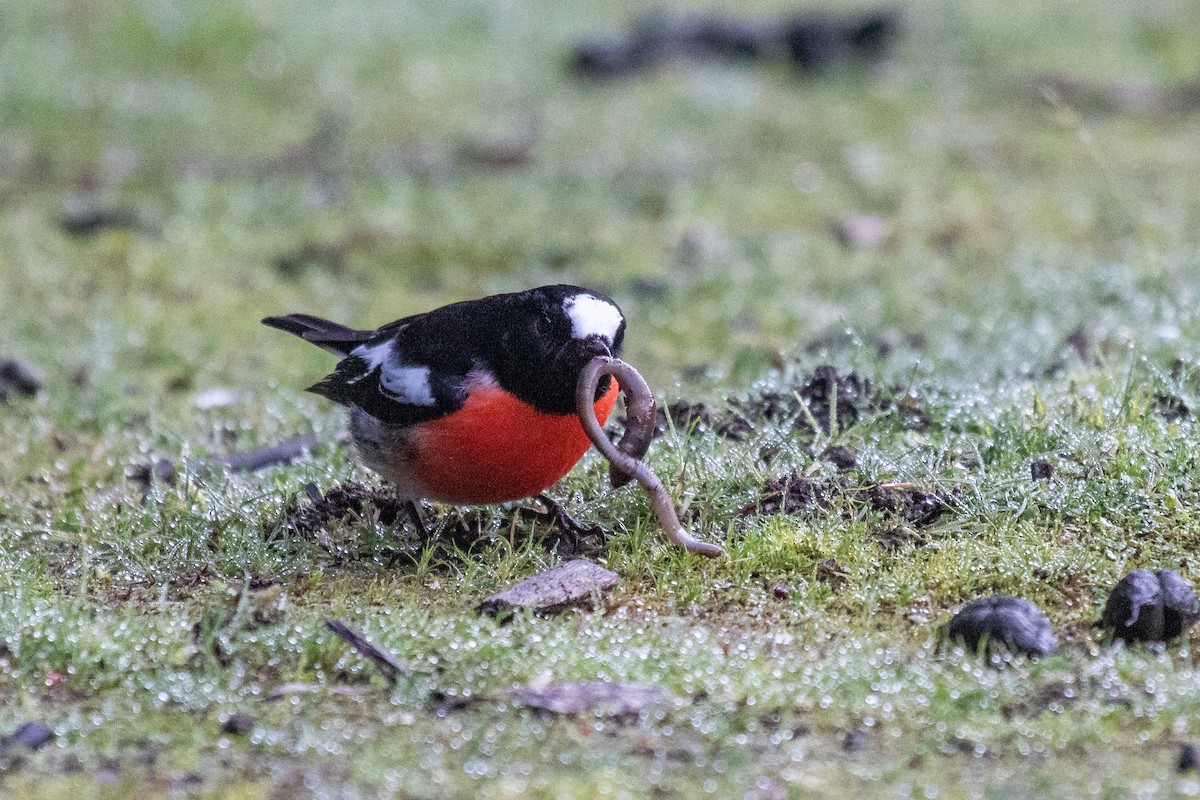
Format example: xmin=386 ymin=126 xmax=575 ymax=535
xmin=4 ymin=0 xmax=1200 ymax=398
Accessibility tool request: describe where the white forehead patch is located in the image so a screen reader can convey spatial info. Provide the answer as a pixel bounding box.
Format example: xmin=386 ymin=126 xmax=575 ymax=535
xmin=563 ymin=294 xmax=622 ymax=341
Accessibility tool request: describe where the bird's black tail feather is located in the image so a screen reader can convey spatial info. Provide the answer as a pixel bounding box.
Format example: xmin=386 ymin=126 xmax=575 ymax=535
xmin=261 ymin=313 xmax=373 ymax=357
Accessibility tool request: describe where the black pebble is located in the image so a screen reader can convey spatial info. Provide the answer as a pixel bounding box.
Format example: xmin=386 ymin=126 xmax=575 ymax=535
xmin=569 ymin=35 xmax=660 ymax=79
xmin=0 ymin=359 xmax=43 ymax=402
xmin=220 ymin=713 xmax=256 ymax=735
xmin=946 ymin=596 xmax=1058 ymax=658
xmin=1180 ymin=743 xmax=1200 ymax=773
xmin=4 ymin=721 xmax=54 ymax=751
xmin=1101 ymin=570 xmax=1200 ymax=643
xmin=58 ymin=195 xmax=139 ymax=237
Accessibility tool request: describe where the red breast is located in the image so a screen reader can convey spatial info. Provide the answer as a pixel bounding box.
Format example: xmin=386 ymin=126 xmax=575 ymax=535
xmin=404 ymin=380 xmax=619 ymax=504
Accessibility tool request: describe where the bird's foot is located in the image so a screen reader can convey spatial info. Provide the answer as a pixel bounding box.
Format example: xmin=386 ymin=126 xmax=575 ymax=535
xmin=404 ymin=500 xmax=430 ymax=540
xmin=530 ymin=494 xmax=608 ymax=556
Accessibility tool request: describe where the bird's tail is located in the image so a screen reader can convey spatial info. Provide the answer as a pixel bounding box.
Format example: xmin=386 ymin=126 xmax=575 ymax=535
xmin=261 ymin=313 xmax=373 ymax=357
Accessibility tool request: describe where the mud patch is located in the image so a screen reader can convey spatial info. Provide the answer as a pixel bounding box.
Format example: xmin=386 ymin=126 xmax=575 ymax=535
xmin=741 ymin=475 xmax=837 ymax=517
xmin=1030 ymin=459 xmax=1055 ymax=481
xmin=863 ymin=483 xmax=949 ymax=528
xmin=1152 ymin=391 xmax=1190 ymax=421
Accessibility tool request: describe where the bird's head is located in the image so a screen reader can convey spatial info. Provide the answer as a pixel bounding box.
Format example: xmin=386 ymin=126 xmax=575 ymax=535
xmin=492 ymin=285 xmax=626 ymax=414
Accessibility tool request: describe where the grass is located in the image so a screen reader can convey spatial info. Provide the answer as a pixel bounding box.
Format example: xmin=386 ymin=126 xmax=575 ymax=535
xmin=5 ymin=0 xmax=1200 ymax=796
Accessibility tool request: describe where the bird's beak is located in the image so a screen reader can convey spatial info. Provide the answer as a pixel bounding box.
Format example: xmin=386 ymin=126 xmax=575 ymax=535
xmin=580 ymin=335 xmax=612 ymax=360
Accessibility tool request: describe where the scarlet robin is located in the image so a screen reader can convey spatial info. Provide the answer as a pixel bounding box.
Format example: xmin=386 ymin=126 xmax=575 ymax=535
xmin=263 ymin=285 xmax=625 ymax=530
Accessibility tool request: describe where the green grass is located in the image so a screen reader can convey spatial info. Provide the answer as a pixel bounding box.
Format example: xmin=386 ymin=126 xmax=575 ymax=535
xmin=6 ymin=0 xmax=1200 ymax=796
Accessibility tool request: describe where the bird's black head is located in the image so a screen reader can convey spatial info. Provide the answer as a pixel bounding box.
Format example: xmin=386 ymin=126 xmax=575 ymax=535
xmin=489 ymin=285 xmax=626 ymax=414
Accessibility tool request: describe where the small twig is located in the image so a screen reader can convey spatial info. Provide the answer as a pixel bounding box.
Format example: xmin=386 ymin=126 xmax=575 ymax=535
xmin=324 ymin=619 xmax=409 ymax=685
xmin=214 ymin=434 xmax=323 ymax=472
xmin=576 ymin=357 xmax=723 ymax=558
xmin=132 ymin=434 xmax=343 ymax=497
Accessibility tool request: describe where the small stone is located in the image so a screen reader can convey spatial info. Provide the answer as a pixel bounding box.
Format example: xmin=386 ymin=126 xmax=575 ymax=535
xmin=772 ymin=583 xmax=790 ymax=600
xmin=478 ymin=560 xmax=619 ymax=617
xmin=843 ymin=728 xmax=867 ymax=752
xmin=513 ymin=681 xmax=667 ymax=716
xmin=1030 ymin=459 xmax=1055 ymax=481
xmin=1179 ymin=743 xmax=1200 ymax=772
xmin=946 ymin=596 xmax=1058 ymax=658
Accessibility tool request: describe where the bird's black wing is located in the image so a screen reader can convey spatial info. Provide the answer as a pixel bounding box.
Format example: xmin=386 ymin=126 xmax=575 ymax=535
xmin=304 ymin=315 xmax=490 ymax=427
xmin=267 ymin=293 xmax=519 ymax=426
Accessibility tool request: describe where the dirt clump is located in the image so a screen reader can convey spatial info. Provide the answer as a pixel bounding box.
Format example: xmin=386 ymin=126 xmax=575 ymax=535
xmin=1030 ymin=459 xmax=1055 ymax=481
xmin=661 ymin=365 xmax=930 ymax=442
xmin=741 ymin=475 xmax=954 ymax=549
xmin=945 ymin=595 xmax=1058 ymax=659
xmin=743 ymin=475 xmax=952 ymax=527
xmin=1100 ymin=569 xmax=1200 ymax=644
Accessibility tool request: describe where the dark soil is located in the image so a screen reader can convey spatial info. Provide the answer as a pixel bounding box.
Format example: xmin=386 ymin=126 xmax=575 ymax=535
xmin=1152 ymin=391 xmax=1190 ymax=421
xmin=1044 ymin=325 xmax=1113 ymax=376
xmin=740 ymin=475 xmax=954 ymax=546
xmin=279 ymin=482 xmax=409 ymax=534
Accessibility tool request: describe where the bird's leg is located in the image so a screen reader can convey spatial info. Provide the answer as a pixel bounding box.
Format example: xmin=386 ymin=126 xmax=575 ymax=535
xmin=405 ymin=500 xmax=430 ymax=540
xmin=534 ymin=493 xmax=607 ymax=554
xmin=380 ymin=498 xmax=432 ymax=569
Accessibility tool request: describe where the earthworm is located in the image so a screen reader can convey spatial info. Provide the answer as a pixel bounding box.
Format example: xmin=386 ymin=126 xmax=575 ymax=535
xmin=576 ymin=356 xmax=724 ymax=558
xmin=607 ymin=366 xmax=656 ymax=489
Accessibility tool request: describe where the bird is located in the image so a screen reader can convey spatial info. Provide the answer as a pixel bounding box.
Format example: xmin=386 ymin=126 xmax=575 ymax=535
xmin=262 ymin=285 xmax=626 ymax=533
